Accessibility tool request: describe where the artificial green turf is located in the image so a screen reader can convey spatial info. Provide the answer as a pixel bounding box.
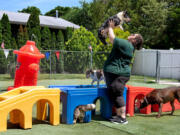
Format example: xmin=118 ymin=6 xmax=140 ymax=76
xmin=0 ymin=74 xmax=179 ymax=135
xmin=2 ymin=111 xmax=180 ymax=135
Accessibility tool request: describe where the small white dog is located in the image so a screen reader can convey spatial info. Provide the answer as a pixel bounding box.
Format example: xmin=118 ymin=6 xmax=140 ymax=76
xmin=73 ymin=104 xmax=96 ymax=124
xmin=86 ymin=69 xmax=105 ymax=86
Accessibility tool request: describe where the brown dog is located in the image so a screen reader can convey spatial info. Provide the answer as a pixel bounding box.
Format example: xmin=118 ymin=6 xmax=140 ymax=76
xmin=140 ymin=86 xmax=180 ymax=118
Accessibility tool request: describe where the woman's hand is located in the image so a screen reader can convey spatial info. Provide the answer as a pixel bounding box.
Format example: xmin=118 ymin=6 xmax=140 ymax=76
xmin=109 ymin=20 xmax=115 ymax=29
xmin=108 ymin=20 xmax=115 ymax=44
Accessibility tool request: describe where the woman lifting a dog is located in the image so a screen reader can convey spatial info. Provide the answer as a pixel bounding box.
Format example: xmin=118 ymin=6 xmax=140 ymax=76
xmin=103 ymin=20 xmax=143 ymax=124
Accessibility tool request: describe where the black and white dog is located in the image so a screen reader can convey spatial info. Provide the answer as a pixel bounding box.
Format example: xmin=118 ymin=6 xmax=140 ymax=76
xmin=98 ymin=11 xmax=131 ymax=45
xmin=86 ymin=69 xmax=105 ymax=86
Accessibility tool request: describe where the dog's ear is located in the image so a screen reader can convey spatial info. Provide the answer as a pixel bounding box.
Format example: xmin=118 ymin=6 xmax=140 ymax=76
xmin=123 ymin=10 xmax=126 ymax=15
xmin=123 ymin=10 xmax=127 ymax=14
xmin=90 ymin=69 xmax=93 ymax=73
xmin=86 ymin=69 xmax=92 ymax=73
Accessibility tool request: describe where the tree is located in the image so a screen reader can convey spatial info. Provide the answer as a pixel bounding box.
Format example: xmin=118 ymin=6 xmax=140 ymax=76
xmin=23 ymin=26 xmax=29 ymax=43
xmin=51 ymin=32 xmax=56 ymax=50
xmin=12 ymin=37 xmax=18 ymax=49
xmin=0 ymin=15 xmax=11 ymax=73
xmin=56 ymin=30 xmax=65 ymax=73
xmin=167 ymin=7 xmax=180 ymax=48
xmin=158 ymin=7 xmax=180 ymax=49
xmin=65 ymin=26 xmax=97 ymax=73
xmin=157 ymin=0 xmax=179 ymax=8
xmin=66 ymin=26 xmax=97 ymax=51
xmin=89 ymin=0 xmax=108 ymax=32
xmin=17 ymin=25 xmax=25 ymax=48
xmin=0 ymin=22 xmax=6 ymax=73
xmin=0 ymin=50 xmax=7 ymax=73
xmin=41 ymin=27 xmax=51 ymax=50
xmin=61 ymin=7 xmax=81 ymax=24
xmin=130 ymin=0 xmax=168 ymax=48
xmin=76 ymin=1 xmax=93 ymax=30
xmin=45 ymin=6 xmax=71 ymax=17
xmin=1 ymin=14 xmax=12 ymax=49
xmin=63 ymin=1 xmax=93 ymax=30
xmin=0 ymin=21 xmax=2 ymax=44
xmin=65 ymin=27 xmax=74 ymax=42
xmin=27 ymin=10 xmax=41 ymax=49
xmin=19 ymin=6 xmax=42 ymax=15
xmin=57 ymin=30 xmax=64 ymax=50
xmin=40 ymin=27 xmax=51 ymax=74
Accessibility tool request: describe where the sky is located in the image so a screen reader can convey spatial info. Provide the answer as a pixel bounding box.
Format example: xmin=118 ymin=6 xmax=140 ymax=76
xmin=0 ymin=0 xmax=93 ymax=14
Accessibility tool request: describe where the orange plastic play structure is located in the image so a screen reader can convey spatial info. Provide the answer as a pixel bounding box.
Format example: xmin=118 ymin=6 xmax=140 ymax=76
xmin=0 ymin=86 xmax=60 ymax=132
xmin=8 ymin=41 xmax=45 ymax=90
xmin=126 ymin=85 xmax=154 ymax=116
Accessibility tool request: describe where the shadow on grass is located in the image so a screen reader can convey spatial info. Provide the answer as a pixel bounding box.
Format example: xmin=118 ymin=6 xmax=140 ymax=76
xmin=0 ymin=89 xmax=8 ymax=92
xmin=6 ymin=118 xmax=52 ymax=131
xmin=92 ymin=114 xmax=108 ymax=121
xmin=135 ymin=113 xmax=157 ymax=117
xmin=135 ymin=112 xmax=180 ymax=118
xmin=92 ymin=115 xmax=134 ymax=135
xmin=7 ymin=122 xmax=21 ymax=130
xmin=32 ymin=118 xmax=50 ymax=125
xmin=146 ymin=81 xmax=156 ymax=84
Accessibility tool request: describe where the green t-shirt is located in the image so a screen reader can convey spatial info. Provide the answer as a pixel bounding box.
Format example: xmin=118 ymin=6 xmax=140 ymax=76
xmin=103 ymin=38 xmax=134 ymax=77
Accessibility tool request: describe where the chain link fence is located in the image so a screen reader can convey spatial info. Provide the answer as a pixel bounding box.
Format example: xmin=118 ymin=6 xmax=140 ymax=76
xmin=2 ymin=48 xmax=180 ymax=83
xmin=0 ymin=49 xmax=109 ymax=79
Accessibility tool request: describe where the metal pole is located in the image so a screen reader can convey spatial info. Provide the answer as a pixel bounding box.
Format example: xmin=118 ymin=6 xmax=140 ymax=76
xmin=156 ymin=51 xmax=161 ymax=83
xmin=88 ymin=45 xmax=93 ymax=69
xmin=91 ymin=50 xmax=93 ymax=69
xmin=170 ymin=48 xmax=173 ymax=79
xmin=50 ymin=51 xmax=51 ymax=79
xmin=142 ymin=48 xmax=146 ymax=82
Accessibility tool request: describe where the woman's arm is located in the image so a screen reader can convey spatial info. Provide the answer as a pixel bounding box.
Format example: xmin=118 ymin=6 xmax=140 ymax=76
xmin=108 ymin=20 xmax=115 ymax=44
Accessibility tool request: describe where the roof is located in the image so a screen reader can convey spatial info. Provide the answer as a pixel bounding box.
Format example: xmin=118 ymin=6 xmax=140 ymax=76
xmin=0 ymin=10 xmax=80 ymax=29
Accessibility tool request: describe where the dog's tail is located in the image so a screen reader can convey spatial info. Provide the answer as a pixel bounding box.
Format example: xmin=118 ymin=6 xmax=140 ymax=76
xmin=86 ymin=104 xmax=96 ymax=110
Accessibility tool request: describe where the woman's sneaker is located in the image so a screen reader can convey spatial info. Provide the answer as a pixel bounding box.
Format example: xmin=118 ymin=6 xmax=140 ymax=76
xmin=109 ymin=116 xmax=128 ymax=124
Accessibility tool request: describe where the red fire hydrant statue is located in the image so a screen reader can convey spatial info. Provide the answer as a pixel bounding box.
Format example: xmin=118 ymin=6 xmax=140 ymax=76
xmin=8 ymin=40 xmax=45 ymax=90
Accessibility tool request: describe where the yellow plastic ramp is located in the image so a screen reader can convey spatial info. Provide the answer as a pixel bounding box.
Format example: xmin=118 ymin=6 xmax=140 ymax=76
xmin=0 ymin=86 xmax=60 ymax=132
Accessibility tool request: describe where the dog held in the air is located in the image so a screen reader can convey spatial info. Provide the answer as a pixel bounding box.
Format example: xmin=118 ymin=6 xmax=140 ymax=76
xmin=98 ymin=11 xmax=131 ymax=45
xmin=73 ymin=104 xmax=96 ymax=124
xmin=140 ymin=86 xmax=180 ymax=118
xmin=86 ymin=69 xmax=105 ymax=86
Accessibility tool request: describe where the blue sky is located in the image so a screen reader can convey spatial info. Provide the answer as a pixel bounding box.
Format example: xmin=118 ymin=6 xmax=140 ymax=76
xmin=0 ymin=0 xmax=93 ymax=14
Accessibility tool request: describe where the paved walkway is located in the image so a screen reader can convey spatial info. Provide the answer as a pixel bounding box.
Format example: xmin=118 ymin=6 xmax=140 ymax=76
xmin=158 ymin=80 xmax=180 ymax=86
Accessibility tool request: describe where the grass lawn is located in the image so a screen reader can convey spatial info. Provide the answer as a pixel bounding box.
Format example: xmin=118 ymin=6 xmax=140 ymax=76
xmin=0 ymin=74 xmax=179 ymax=135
